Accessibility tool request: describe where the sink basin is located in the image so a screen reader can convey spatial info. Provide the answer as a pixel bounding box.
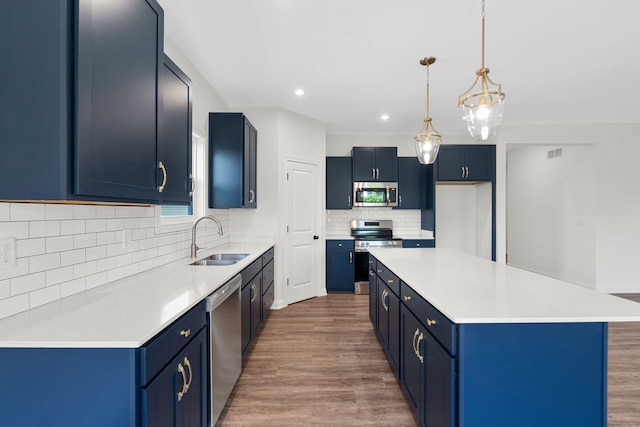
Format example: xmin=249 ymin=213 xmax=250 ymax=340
xmin=190 ymin=253 xmax=249 ymax=266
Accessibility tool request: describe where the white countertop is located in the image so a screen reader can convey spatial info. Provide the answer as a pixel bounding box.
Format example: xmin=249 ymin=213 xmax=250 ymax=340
xmin=369 ymin=247 xmax=640 ymax=324
xmin=0 ymin=242 xmax=274 ymax=348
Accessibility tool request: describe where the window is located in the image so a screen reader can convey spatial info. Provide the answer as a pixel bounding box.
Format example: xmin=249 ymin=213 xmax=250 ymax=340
xmin=158 ymin=131 xmax=205 ymax=226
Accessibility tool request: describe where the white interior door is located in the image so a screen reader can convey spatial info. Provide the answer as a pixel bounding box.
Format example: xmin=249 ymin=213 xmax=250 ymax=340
xmin=285 ymin=160 xmax=320 ymax=305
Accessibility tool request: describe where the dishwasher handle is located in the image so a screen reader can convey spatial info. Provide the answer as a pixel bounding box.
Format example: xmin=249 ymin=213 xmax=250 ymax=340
xmin=206 ymin=274 xmax=242 ymax=312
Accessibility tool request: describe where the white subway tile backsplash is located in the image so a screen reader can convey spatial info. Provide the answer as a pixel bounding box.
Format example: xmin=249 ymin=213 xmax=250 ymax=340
xmin=0 ymin=222 xmax=29 ymax=239
xmin=10 ymin=272 xmax=46 ymax=296
xmin=85 ymin=245 xmax=107 ymax=262
xmin=85 ymin=272 xmax=107 ymax=290
xmin=86 ymin=219 xmax=107 ymax=233
xmin=60 ymin=278 xmax=86 ymax=298
xmin=16 ymin=238 xmax=46 ymax=258
xmin=10 ymin=203 xmax=46 ymax=221
xmin=60 ymin=249 xmax=86 ymax=267
xmin=45 ymin=204 xmax=74 ymax=220
xmin=0 ymin=280 xmax=9 ymax=299
xmin=74 ymin=233 xmax=97 ymax=249
xmin=73 ymin=204 xmax=97 ymax=219
xmin=45 ymin=266 xmax=74 ymax=287
xmin=30 ymin=253 xmax=61 ymax=274
xmin=0 ymin=203 xmax=10 ymax=221
xmin=0 ymin=202 xmax=229 ymax=320
xmin=0 ymin=294 xmax=29 ymax=319
xmin=45 ymin=235 xmax=74 ymax=253
xmin=73 ymin=261 xmax=97 ymax=279
xmin=30 ymin=221 xmax=61 ymax=238
xmin=29 ymin=285 xmax=61 ymax=309
xmin=60 ymin=220 xmax=86 ymax=235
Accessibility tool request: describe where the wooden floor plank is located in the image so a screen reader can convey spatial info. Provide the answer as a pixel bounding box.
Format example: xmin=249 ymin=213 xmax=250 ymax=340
xmin=218 ymin=293 xmax=640 ymax=426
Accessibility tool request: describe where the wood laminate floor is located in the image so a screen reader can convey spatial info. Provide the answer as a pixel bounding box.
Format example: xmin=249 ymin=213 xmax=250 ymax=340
xmin=218 ymin=293 xmax=640 ymax=426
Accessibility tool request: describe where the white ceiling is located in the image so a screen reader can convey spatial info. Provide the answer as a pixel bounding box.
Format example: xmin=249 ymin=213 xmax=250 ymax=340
xmin=158 ymin=0 xmax=640 ymax=136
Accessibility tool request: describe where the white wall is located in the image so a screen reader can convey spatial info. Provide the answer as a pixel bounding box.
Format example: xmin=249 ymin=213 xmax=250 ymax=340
xmin=506 ymin=145 xmax=596 ymax=288
xmin=435 ymin=183 xmax=492 ymax=260
xmin=229 ymin=108 xmax=327 ymax=308
xmin=496 ymin=124 xmax=640 ymax=293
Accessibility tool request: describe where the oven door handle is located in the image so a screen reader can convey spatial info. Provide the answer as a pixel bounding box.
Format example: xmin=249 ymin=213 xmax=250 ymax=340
xmin=349 ymin=251 xmax=353 ymax=264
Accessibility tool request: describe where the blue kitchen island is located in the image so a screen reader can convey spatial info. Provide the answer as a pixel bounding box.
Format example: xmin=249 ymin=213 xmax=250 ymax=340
xmin=368 ymin=248 xmax=640 ymax=427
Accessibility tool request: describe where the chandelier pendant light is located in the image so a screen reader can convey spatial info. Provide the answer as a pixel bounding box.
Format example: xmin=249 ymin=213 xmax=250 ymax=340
xmin=458 ymin=0 xmax=505 ymax=141
xmin=414 ymin=57 xmax=442 ymax=165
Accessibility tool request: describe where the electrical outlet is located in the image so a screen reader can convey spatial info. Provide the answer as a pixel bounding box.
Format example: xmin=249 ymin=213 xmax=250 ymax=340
xmin=0 ymin=238 xmax=16 ymax=269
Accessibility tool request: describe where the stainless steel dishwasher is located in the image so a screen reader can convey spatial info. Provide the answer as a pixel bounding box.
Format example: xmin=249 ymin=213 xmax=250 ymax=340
xmin=206 ymin=274 xmax=242 ymax=426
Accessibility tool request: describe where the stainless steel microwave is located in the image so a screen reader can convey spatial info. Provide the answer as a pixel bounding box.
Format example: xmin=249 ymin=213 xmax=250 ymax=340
xmin=353 ymin=182 xmax=398 ymax=207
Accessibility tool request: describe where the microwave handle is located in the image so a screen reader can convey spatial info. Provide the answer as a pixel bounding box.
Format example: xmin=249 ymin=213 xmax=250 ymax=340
xmin=386 ymin=186 xmax=390 ymax=206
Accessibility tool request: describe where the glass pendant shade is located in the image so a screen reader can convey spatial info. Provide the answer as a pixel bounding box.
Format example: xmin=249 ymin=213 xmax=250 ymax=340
xmin=414 ymin=119 xmax=441 ymax=165
xmin=461 ymin=95 xmax=504 ymax=141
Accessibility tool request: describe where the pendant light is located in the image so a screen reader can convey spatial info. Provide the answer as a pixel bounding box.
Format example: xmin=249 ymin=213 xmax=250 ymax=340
xmin=458 ymin=0 xmax=505 ymax=141
xmin=414 ymin=57 xmax=442 ymax=165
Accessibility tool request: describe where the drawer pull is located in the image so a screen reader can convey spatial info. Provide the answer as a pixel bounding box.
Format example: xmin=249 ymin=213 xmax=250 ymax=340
xmin=403 ymin=296 xmax=411 ymax=302
xmin=426 ymin=319 xmax=437 ymax=327
xmin=180 ymin=329 xmax=191 ymax=338
xmin=387 ymin=279 xmax=394 ymax=284
xmin=369 ymin=260 xmax=373 ymax=264
xmin=377 ymin=269 xmax=382 ymax=273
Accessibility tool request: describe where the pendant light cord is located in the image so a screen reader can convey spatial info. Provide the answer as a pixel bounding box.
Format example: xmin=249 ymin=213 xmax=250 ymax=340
xmin=425 ymin=64 xmax=430 ymax=119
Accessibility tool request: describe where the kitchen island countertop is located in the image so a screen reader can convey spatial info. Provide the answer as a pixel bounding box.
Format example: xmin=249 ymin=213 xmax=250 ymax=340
xmin=369 ymin=247 xmax=640 ymax=324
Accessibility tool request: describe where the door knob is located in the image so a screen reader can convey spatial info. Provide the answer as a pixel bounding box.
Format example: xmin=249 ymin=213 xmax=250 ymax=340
xmin=313 ymin=235 xmax=319 ymax=240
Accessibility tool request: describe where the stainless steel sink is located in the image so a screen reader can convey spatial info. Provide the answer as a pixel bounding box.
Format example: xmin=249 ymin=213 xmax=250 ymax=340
xmin=190 ymin=253 xmax=249 ymax=266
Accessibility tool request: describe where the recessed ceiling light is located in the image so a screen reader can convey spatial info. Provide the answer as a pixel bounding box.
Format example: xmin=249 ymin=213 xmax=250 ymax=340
xmin=381 ymin=114 xmax=390 ymax=121
xmin=295 ymin=89 xmax=305 ymax=96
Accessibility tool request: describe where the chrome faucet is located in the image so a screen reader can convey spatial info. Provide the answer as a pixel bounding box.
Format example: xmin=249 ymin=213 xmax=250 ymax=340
xmin=190 ymin=215 xmax=224 ymax=258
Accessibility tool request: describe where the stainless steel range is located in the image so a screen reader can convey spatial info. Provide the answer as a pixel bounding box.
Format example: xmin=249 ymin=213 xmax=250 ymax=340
xmin=350 ymin=220 xmax=402 ymax=294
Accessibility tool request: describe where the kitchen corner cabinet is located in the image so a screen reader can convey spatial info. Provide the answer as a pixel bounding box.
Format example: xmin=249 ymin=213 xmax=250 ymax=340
xmin=0 ymin=0 xmax=168 ymax=203
xmin=436 ymin=145 xmax=495 ymax=182
xmin=0 ymin=301 xmax=207 ymax=427
xmin=241 ymin=247 xmax=274 ymax=361
xmin=326 ymin=240 xmax=355 ymax=292
xmin=209 ymin=113 xmax=258 ymax=209
xmin=352 ymin=147 xmax=398 ymax=182
xmin=158 ymin=54 xmax=193 ymax=205
xmin=396 ymin=157 xmax=431 ymax=209
xmin=326 ymin=157 xmax=353 ymax=209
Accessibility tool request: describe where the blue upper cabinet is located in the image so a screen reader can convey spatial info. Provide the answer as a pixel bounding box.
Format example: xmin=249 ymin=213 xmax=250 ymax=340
xmin=436 ymin=145 xmax=495 ymax=182
xmin=326 ymin=157 xmax=353 ymax=209
xmin=158 ymin=55 xmax=193 ymax=205
xmin=352 ymin=147 xmax=398 ymax=182
xmin=209 ymin=113 xmax=258 ymax=209
xmin=0 ymin=0 xmax=167 ymax=203
xmin=396 ymin=157 xmax=430 ymax=210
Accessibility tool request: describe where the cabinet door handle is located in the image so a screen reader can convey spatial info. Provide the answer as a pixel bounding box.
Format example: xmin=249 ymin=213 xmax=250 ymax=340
xmin=369 ymin=270 xmax=375 ymax=277
xmin=183 ymin=356 xmax=193 ymax=395
xmin=177 ymin=362 xmax=187 ymax=402
xmin=348 ymin=195 xmax=351 ymax=207
xmin=381 ymin=289 xmax=388 ymax=311
xmin=376 ymin=168 xmax=380 ymax=179
xmin=158 ymin=161 xmax=167 ymax=193
xmin=465 ymin=166 xmax=469 ymax=178
xmin=249 ymin=189 xmax=255 ymax=203
xmin=416 ymin=332 xmax=424 ymax=364
xmin=349 ymin=252 xmax=353 ymax=264
xmin=250 ymin=283 xmax=257 ymax=303
xmin=180 ymin=329 xmax=191 ymax=338
xmin=461 ymin=166 xmax=465 ymax=178
xmin=412 ymin=328 xmax=420 ymax=359
xmin=189 ymin=173 xmax=195 ymax=197
xmin=372 ymin=168 xmax=376 ymax=179
xmin=403 ymin=295 xmax=411 ymax=302
xmin=426 ymin=319 xmax=437 ymax=327
xmin=399 ymin=195 xmax=402 ymax=206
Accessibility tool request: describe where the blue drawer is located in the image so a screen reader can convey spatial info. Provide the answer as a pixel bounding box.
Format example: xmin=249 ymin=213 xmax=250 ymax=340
xmin=376 ymin=261 xmax=400 ymax=297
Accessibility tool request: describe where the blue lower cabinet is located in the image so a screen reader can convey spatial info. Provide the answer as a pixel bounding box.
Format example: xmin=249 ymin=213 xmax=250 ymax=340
xmin=402 ymin=239 xmax=435 ymax=248
xmin=401 ymin=305 xmax=425 ymax=426
xmin=326 ymin=240 xmax=355 ymax=292
xmin=142 ymin=328 xmax=207 ymax=427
